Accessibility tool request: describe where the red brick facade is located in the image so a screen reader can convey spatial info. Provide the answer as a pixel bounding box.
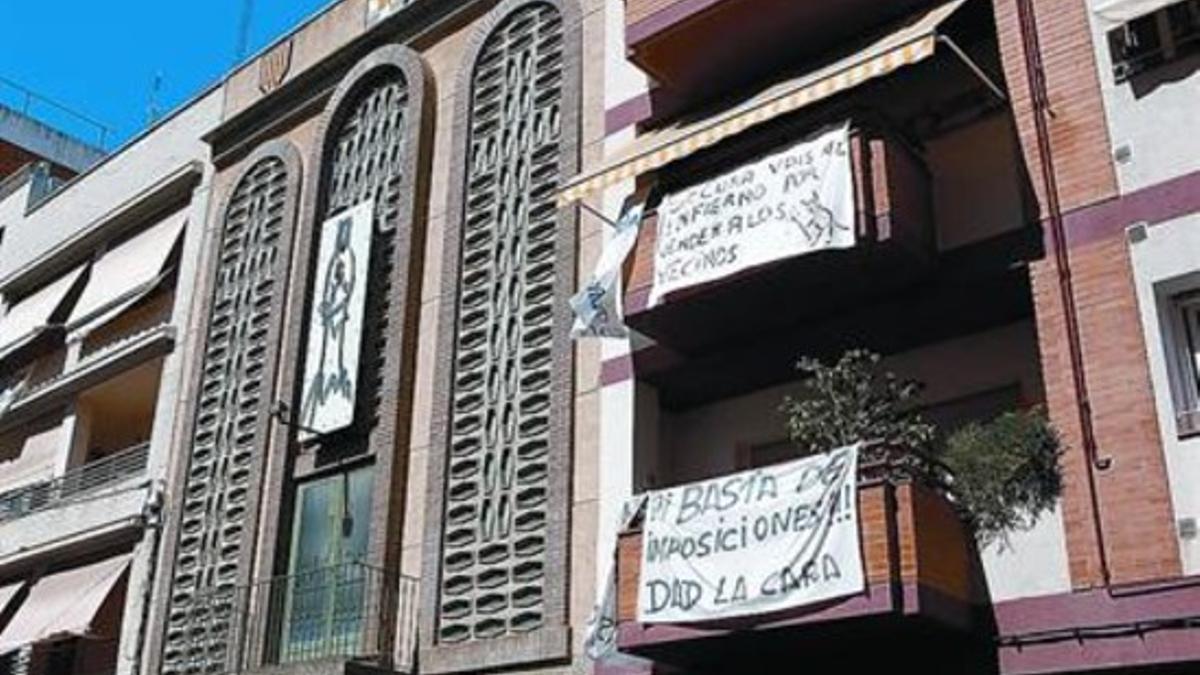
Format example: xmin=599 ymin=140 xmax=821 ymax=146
xmin=992 ymin=0 xmax=1181 ymax=588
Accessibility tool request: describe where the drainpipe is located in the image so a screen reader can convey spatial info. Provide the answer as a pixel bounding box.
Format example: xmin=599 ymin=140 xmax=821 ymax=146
xmin=1013 ymin=0 xmax=1112 ymax=587
xmin=128 ymin=481 xmax=165 ymax=675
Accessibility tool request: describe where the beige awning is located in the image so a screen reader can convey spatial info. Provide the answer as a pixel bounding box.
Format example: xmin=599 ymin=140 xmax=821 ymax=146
xmin=0 ymin=420 xmax=64 ymax=492
xmin=0 ymin=553 xmax=130 ymax=655
xmin=557 ymin=0 xmax=969 ymax=206
xmin=0 ymin=265 xmax=88 ymax=352
xmin=1094 ymin=0 xmax=1174 ymax=26
xmin=66 ymin=212 xmax=186 ymax=332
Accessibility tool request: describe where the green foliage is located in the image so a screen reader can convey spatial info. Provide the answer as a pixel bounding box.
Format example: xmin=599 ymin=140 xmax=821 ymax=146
xmin=780 ymin=349 xmax=1063 ymax=545
xmin=781 ymin=350 xmax=937 ymax=455
xmin=942 ymin=409 xmax=1063 ymax=546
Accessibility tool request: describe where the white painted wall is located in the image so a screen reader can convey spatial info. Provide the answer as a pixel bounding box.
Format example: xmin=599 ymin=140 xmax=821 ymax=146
xmin=980 ymin=505 xmax=1072 ymax=602
xmin=0 ymin=90 xmax=222 ymax=281
xmin=660 ymin=321 xmax=1045 ymax=484
xmin=1085 ymin=1 xmax=1200 ymax=193
xmin=1128 ymin=212 xmax=1200 ymax=575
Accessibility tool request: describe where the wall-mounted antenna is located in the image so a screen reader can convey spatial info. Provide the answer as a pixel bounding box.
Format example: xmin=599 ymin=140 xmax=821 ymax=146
xmin=145 ymin=71 xmax=163 ymax=127
xmin=235 ymin=0 xmax=255 ymax=63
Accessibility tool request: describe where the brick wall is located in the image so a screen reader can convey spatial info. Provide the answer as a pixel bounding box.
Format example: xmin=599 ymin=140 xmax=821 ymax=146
xmin=992 ymin=0 xmax=1181 ymax=587
xmin=991 ymin=0 xmax=1118 ymax=215
xmin=1031 ymin=238 xmax=1180 ymax=587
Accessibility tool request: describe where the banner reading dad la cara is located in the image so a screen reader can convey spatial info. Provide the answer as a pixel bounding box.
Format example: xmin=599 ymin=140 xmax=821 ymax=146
xmin=649 ymin=123 xmax=855 ymax=306
xmin=638 ymin=445 xmax=863 ymax=623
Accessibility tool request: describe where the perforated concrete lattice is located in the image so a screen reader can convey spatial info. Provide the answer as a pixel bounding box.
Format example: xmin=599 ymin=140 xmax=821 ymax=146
xmin=436 ymin=1 xmax=566 ymax=645
xmin=161 ymin=154 xmax=294 ymax=675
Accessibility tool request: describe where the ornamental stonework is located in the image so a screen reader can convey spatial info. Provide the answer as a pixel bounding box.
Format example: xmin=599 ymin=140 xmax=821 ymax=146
xmin=434 ymin=0 xmax=569 ymax=646
xmin=160 ymin=148 xmax=298 ymax=675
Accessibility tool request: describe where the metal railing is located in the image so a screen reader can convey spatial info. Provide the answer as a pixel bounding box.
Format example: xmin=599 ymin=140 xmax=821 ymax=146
xmin=0 ymin=442 xmax=150 ymax=524
xmin=231 ymin=562 xmax=419 ymax=673
xmin=0 ymin=75 xmax=113 ymax=149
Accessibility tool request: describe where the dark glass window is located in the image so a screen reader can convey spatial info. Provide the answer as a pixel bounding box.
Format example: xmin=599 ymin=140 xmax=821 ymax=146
xmin=280 ymin=466 xmax=374 ymax=662
xmin=1109 ymin=0 xmax=1200 ymax=82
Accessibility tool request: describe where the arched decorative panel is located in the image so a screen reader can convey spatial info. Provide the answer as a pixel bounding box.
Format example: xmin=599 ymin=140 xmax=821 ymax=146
xmin=423 ymin=0 xmax=580 ymax=669
xmin=253 ymin=43 xmax=433 ymax=629
xmin=159 ymin=141 xmax=302 ymax=675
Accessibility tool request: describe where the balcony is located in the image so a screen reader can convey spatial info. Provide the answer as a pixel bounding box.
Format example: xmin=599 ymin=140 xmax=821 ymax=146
xmin=190 ymin=562 xmax=419 ymax=674
xmin=624 ymin=0 xmax=939 ymax=96
xmin=624 ymin=124 xmax=935 ymax=357
xmin=611 ymin=447 xmax=985 ymax=670
xmin=0 ymin=442 xmax=149 ymax=524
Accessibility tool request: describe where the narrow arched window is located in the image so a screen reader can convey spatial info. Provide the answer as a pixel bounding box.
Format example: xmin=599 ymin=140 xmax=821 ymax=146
xmin=428 ymin=1 xmax=579 ymax=664
xmin=161 ymin=142 xmax=302 ymax=675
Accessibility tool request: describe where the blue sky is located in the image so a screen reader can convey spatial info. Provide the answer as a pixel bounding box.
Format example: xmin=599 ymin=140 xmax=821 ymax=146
xmin=0 ymin=0 xmax=332 ymax=150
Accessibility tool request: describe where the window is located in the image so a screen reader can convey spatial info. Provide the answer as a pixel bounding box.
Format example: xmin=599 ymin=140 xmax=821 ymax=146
xmin=280 ymin=466 xmax=374 ymax=662
xmin=1108 ymin=0 xmax=1200 ymax=82
xmin=1166 ymin=292 xmax=1200 ymax=435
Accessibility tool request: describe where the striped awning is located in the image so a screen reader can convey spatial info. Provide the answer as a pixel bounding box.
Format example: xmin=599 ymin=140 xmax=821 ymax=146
xmin=558 ymin=0 xmax=968 ymax=206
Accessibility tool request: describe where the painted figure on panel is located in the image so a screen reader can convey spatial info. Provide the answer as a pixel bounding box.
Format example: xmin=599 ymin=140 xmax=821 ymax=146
xmin=302 ymin=215 xmax=358 ymax=428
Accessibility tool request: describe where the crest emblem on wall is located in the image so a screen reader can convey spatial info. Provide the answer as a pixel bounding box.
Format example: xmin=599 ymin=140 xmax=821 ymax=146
xmin=367 ymin=0 xmax=404 ymax=24
xmin=258 ymin=38 xmax=293 ymax=94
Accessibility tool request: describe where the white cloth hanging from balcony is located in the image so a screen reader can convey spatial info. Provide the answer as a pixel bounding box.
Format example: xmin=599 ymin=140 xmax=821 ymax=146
xmin=571 ymin=191 xmax=649 ymax=339
xmin=65 ymin=210 xmax=186 ymax=335
xmin=0 ymin=552 xmax=130 ymax=655
xmin=638 ymin=444 xmax=863 ymax=623
xmin=649 ymin=123 xmax=856 ymax=306
xmin=1093 ymin=0 xmax=1176 ymax=27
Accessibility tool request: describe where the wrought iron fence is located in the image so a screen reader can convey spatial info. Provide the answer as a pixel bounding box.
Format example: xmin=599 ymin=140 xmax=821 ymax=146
xmin=229 ymin=562 xmax=419 ymax=673
xmin=0 ymin=442 xmax=150 ymax=524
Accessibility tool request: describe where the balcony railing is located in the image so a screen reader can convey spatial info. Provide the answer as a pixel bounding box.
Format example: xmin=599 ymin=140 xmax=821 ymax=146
xmin=0 ymin=442 xmax=150 ymax=524
xmin=231 ymin=562 xmax=419 ymax=673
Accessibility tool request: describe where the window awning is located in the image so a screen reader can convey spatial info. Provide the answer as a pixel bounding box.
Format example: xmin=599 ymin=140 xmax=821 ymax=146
xmin=557 ymin=0 xmax=969 ymax=206
xmin=0 ymin=553 xmax=130 ymax=655
xmin=1093 ymin=0 xmax=1175 ymax=26
xmin=0 ymin=420 xmax=63 ymax=492
xmin=0 ymin=265 xmax=88 ymax=353
xmin=66 ymin=211 xmax=186 ymax=333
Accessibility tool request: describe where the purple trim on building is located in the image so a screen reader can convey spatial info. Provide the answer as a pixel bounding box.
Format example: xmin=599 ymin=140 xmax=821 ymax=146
xmin=626 ymin=0 xmax=725 ymax=47
xmin=607 ymin=94 xmax=654 ymax=135
xmin=601 ymin=353 xmax=635 ymax=386
xmin=617 ymin=582 xmax=898 ymax=651
xmin=995 ymin=578 xmax=1200 ymax=674
xmin=1055 ymin=167 xmax=1200 ymax=251
xmin=1000 ymin=626 xmax=1200 ymax=674
xmin=616 ymin=581 xmax=974 ymax=655
xmin=627 ymin=286 xmax=651 ymax=313
xmin=600 ymin=344 xmax=686 ymax=388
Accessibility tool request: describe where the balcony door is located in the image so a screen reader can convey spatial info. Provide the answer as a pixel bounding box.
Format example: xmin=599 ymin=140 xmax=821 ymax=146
xmin=280 ymin=465 xmax=373 ymax=662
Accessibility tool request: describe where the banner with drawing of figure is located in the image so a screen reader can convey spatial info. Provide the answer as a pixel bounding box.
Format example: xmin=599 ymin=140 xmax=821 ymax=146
xmin=638 ymin=445 xmax=863 ymax=623
xmin=649 ymin=123 xmax=855 ymax=306
xmin=299 ymin=200 xmax=373 ymax=438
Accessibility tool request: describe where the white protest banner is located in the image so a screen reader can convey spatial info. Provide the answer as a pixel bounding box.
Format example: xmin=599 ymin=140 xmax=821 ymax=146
xmin=650 ymin=123 xmax=855 ymax=306
xmin=299 ymin=200 xmax=374 ymax=438
xmin=571 ymin=195 xmax=648 ymax=339
xmin=638 ymin=445 xmax=862 ymax=623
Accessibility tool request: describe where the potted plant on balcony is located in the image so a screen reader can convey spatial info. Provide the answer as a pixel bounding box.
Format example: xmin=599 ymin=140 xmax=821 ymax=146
xmin=781 ymin=349 xmax=1062 ymax=545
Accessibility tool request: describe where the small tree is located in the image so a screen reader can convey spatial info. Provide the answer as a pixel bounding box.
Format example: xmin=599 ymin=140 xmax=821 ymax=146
xmin=781 ymin=350 xmax=937 ymax=455
xmin=942 ymin=410 xmax=1063 ymax=546
xmin=781 ymin=349 xmax=1063 ymax=545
